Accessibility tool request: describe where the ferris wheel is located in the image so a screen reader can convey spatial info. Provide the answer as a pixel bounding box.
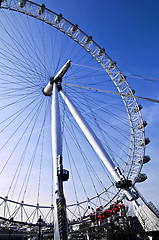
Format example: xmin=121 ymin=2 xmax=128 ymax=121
xmin=0 ymin=0 xmax=158 ymax=239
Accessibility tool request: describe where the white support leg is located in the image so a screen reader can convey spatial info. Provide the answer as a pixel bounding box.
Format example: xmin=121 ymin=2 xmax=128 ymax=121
xmin=60 ymin=90 xmax=134 ymax=201
xmin=43 ymin=61 xmax=70 ymax=240
xmin=52 ymin=83 xmax=61 ymax=240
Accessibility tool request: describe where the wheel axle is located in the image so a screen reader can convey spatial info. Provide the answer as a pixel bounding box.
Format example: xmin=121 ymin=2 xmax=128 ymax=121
xmin=42 ymin=60 xmax=71 ymax=96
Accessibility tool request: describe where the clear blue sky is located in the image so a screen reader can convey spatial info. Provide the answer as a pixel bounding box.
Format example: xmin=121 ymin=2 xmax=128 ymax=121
xmin=41 ymin=0 xmax=159 ymax=206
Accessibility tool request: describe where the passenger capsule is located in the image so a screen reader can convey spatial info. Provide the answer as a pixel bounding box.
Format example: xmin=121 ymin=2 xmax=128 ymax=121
xmin=55 ymin=13 xmax=63 ymax=24
xmin=143 ymin=155 xmax=151 ymax=164
xmin=97 ymin=48 xmax=105 ymax=57
xmin=132 ymin=105 xmax=142 ymax=113
xmin=145 ymin=138 xmax=150 ymax=145
xmin=143 ymin=121 xmax=148 ymax=127
xmin=139 ymin=138 xmax=150 ymax=146
xmin=118 ymin=75 xmax=126 ymax=85
xmin=136 ymin=173 xmax=147 ymax=183
xmin=137 ymin=121 xmax=147 ymax=129
xmin=38 ymin=4 xmax=45 ymax=15
xmin=139 ymin=155 xmax=151 ymax=164
xmin=85 ymin=36 xmax=92 ymax=45
xmin=19 ymin=0 xmax=26 ymax=7
xmin=71 ymin=24 xmax=78 ymax=34
xmin=108 ymin=61 xmax=116 ymax=70
xmin=126 ymin=89 xmax=135 ymax=97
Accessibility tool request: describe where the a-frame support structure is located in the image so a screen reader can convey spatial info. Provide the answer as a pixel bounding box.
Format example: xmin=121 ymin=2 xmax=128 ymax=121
xmin=43 ymin=60 xmax=159 ymax=240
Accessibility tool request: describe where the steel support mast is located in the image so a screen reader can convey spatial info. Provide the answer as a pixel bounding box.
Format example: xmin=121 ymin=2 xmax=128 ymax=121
xmin=43 ymin=60 xmax=71 ymax=240
xmin=52 ymin=83 xmax=66 ymax=240
xmin=60 ymin=90 xmax=135 ymax=202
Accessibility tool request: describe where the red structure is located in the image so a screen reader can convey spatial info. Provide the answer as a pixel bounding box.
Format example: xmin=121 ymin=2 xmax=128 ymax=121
xmin=83 ymin=203 xmax=124 ymax=223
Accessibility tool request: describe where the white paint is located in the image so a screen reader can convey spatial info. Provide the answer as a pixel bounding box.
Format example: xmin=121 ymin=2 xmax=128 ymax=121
xmin=52 ymin=83 xmax=61 ymax=240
